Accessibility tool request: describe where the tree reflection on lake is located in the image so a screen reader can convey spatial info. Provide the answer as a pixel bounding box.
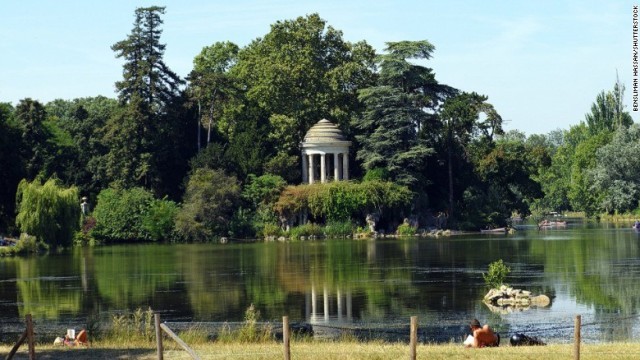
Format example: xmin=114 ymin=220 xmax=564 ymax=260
xmin=2 ymin=221 xmax=640 ymax=343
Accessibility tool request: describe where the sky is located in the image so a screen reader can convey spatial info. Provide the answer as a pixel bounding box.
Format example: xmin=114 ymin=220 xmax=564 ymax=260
xmin=0 ymin=0 xmax=637 ymax=135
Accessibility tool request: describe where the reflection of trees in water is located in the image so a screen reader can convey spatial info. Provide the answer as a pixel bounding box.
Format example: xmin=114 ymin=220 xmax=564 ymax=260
xmin=530 ymin=229 xmax=640 ymax=317
xmin=93 ymin=245 xmax=182 ymax=310
xmin=14 ymin=256 xmax=82 ymax=318
xmin=177 ymin=244 xmax=256 ymax=321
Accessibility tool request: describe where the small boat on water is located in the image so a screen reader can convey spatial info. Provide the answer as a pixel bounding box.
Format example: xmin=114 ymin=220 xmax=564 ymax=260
xmin=480 ymin=227 xmax=507 ymax=234
xmin=0 ymin=237 xmax=17 ymax=246
xmin=538 ymin=220 xmax=567 ymax=229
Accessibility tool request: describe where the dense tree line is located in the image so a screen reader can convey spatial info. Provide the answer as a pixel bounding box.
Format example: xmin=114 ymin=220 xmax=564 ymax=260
xmin=0 ymin=7 xmax=635 ymax=246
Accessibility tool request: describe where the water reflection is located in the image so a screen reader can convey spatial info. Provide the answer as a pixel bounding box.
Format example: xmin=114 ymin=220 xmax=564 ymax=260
xmin=1 ymin=223 xmax=640 ymax=343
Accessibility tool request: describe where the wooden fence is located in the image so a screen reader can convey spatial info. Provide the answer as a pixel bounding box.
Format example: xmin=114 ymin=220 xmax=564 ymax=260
xmin=0 ymin=313 xmax=586 ymax=360
xmin=155 ymin=313 xmax=201 ymax=360
xmin=5 ymin=314 xmax=36 ymax=360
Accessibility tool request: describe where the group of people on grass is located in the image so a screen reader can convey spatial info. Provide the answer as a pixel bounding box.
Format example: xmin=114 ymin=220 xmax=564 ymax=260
xmin=464 ymin=318 xmax=544 ymax=348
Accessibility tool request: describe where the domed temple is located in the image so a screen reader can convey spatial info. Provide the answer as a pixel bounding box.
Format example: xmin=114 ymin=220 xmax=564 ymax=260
xmin=301 ymin=119 xmax=351 ymax=183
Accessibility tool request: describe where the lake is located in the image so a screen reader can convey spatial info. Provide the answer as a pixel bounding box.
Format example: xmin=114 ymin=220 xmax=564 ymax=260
xmin=1 ymin=220 xmax=640 ymax=344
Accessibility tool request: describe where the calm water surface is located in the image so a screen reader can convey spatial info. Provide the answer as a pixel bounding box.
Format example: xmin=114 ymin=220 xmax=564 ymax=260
xmin=2 ymin=220 xmax=640 ymax=343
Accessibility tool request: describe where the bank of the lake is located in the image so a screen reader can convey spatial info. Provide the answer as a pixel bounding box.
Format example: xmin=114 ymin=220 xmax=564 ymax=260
xmin=3 ymin=220 xmax=640 ymax=345
xmin=4 ymin=341 xmax=640 ymax=360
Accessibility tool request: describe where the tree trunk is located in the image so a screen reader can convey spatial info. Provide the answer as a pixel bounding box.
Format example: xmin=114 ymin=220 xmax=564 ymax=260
xmin=448 ymin=127 xmax=454 ymax=222
xmin=197 ymin=100 xmax=201 ymax=151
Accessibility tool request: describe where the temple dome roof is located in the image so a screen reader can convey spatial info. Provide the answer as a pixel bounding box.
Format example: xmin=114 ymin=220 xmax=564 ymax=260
xmin=303 ymin=119 xmax=348 ymax=144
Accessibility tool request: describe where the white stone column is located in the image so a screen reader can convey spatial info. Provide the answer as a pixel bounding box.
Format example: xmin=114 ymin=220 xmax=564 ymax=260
xmin=337 ymin=288 xmax=342 ymax=321
xmin=302 ymin=152 xmax=308 ymax=183
xmin=333 ymin=153 xmax=339 ymax=181
xmin=323 ymin=285 xmax=329 ymax=322
xmin=309 ymin=154 xmax=315 ymax=184
xmin=342 ymin=153 xmax=349 ymax=180
xmin=320 ymin=154 xmax=326 ymax=183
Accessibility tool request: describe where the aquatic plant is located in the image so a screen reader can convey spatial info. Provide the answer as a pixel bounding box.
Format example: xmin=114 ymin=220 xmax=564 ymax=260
xmin=483 ymin=259 xmax=510 ymax=289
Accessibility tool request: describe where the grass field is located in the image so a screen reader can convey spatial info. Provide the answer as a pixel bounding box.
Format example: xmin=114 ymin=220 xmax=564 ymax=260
xmin=4 ymin=341 xmax=640 ymax=359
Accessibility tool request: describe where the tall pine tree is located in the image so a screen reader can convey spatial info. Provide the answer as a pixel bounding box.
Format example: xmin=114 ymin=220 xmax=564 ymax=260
xmin=106 ymin=6 xmax=184 ymax=193
xmin=353 ymin=41 xmax=454 ymax=187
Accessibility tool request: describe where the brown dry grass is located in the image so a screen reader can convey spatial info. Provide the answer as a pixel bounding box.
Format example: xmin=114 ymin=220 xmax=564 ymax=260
xmin=3 ymin=341 xmax=640 ymax=359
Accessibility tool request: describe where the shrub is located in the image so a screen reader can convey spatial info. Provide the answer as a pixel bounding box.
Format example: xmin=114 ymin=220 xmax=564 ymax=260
xmin=242 ymin=174 xmax=286 ymax=209
xmin=289 ymin=223 xmax=323 ymax=240
xmin=106 ymin=307 xmax=155 ymax=344
xmin=75 ymin=216 xmax=98 ymax=245
xmin=0 ymin=233 xmax=48 ymax=256
xmin=91 ymin=187 xmax=155 ymax=242
xmin=396 ymin=222 xmax=417 ymax=236
xmin=323 ymin=221 xmax=354 ymax=238
xmin=483 ymin=259 xmax=511 ymax=289
xmin=216 ymin=304 xmax=273 ymax=343
xmin=175 ymin=168 xmax=241 ymax=242
xmin=142 ymin=198 xmax=178 ymax=241
xmin=260 ymin=223 xmax=282 ymax=238
xmin=274 ymin=181 xmax=413 ymax=223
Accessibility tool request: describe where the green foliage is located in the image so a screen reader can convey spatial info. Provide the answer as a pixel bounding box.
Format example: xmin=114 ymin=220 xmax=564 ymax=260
xmin=274 ymin=181 xmax=413 ymax=223
xmin=396 ymin=222 xmax=417 ymax=236
xmin=0 ymin=233 xmax=48 ymax=256
xmin=262 ymin=151 xmax=300 ymax=184
xmin=142 ymin=198 xmax=178 ymax=241
xmin=228 ymin=207 xmax=256 ymax=239
xmin=45 ymin=97 xmax=118 ymax=198
xmin=483 ymin=259 xmax=510 ymax=289
xmin=106 ymin=6 xmax=188 ymax=194
xmin=74 ymin=216 xmax=97 ymax=246
xmin=260 ymin=223 xmax=282 ymax=238
xmin=242 ymin=174 xmax=287 ymax=209
xmin=362 ymin=167 xmax=390 ymax=182
xmin=567 ymin=131 xmax=611 ymax=215
xmin=107 ymin=307 xmax=155 ymax=344
xmin=590 ymin=124 xmax=640 ymax=213
xmin=0 ymin=102 xmax=23 ymax=232
xmin=175 ymin=168 xmax=241 ymax=241
xmin=323 ymin=220 xmax=354 ymax=238
xmin=15 ymin=177 xmax=80 ymax=248
xmin=288 ymin=223 xmax=323 ymax=240
xmin=217 ymin=304 xmax=273 ymax=343
xmin=231 ymin=13 xmax=376 ymax=156
xmin=585 ymin=77 xmax=633 ymax=135
xmin=474 ymin=137 xmax=543 ymax=221
xmin=15 ymin=98 xmax=54 ymax=180
xmin=91 ymin=187 xmax=156 ymax=242
xmin=353 ymin=40 xmax=450 ymax=188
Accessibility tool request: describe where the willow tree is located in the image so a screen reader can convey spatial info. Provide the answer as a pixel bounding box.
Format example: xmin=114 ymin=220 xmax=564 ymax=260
xmin=15 ymin=178 xmax=80 ymax=248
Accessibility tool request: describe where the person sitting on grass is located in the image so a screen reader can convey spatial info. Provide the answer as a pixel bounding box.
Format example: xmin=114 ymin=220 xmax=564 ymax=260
xmin=465 ymin=319 xmax=499 ymax=348
xmin=64 ymin=329 xmax=88 ymax=347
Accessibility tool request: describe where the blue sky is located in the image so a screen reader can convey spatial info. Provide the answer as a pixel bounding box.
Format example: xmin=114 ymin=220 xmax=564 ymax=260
xmin=0 ymin=1 xmax=636 ymax=135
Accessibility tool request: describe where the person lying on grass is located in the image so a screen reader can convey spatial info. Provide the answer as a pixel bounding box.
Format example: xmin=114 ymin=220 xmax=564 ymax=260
xmin=464 ymin=319 xmax=499 ymax=348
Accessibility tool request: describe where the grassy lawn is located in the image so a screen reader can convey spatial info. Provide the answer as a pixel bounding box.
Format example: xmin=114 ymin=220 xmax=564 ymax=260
xmin=4 ymin=341 xmax=640 ymax=359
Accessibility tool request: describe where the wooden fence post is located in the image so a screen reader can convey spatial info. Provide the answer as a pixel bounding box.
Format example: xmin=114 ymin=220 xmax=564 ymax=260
xmin=155 ymin=313 xmax=163 ymax=360
xmin=574 ymin=315 xmax=581 ymax=360
xmin=25 ymin=314 xmax=35 ymax=360
xmin=409 ymin=316 xmax=417 ymax=360
xmin=159 ymin=324 xmax=201 ymax=360
xmin=283 ymin=316 xmax=290 ymax=360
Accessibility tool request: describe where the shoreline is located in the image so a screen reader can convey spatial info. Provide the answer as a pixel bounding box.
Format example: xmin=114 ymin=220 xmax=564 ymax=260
xmin=3 ymin=341 xmax=640 ymax=360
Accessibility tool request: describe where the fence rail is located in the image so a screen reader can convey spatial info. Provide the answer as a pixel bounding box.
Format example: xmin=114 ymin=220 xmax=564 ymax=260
xmin=155 ymin=313 xmax=201 ymax=360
